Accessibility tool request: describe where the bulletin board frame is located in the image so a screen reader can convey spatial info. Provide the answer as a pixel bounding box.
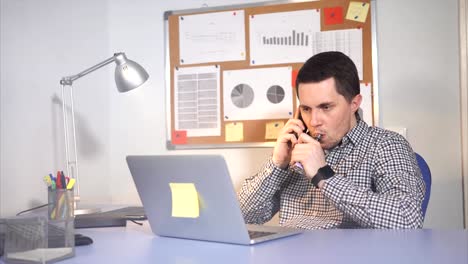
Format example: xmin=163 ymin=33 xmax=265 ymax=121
xmin=164 ymin=0 xmax=379 ymax=150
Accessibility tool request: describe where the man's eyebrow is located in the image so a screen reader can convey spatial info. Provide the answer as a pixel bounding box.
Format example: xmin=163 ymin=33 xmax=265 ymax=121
xmin=299 ymin=102 xmax=334 ymax=109
xmin=317 ymin=102 xmax=334 ymax=108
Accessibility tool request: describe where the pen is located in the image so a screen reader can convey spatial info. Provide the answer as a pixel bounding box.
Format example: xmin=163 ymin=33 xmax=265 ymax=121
xmin=56 ymin=171 xmax=62 ymax=189
xmin=60 ymin=171 xmax=66 ymax=189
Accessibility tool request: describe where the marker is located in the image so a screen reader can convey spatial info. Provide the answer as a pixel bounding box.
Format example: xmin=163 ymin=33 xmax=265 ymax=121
xmin=66 ymin=178 xmax=76 ymax=190
xmin=60 ymin=172 xmax=66 ymax=189
xmin=56 ymin=171 xmax=62 ymax=189
xmin=43 ymin=175 xmax=52 ymax=187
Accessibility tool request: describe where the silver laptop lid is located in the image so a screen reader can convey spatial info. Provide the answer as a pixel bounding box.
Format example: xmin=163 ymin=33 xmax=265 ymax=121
xmin=126 ymin=155 xmax=252 ymax=244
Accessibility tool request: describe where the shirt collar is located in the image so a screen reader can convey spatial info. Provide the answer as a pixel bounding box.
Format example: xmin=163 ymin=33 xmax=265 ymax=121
xmin=339 ymin=119 xmax=369 ymax=147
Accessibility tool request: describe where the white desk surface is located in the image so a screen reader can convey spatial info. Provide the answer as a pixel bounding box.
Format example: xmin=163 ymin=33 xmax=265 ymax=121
xmin=2 ymin=222 xmax=467 ymax=264
xmin=56 ymin=222 xmax=467 ymax=264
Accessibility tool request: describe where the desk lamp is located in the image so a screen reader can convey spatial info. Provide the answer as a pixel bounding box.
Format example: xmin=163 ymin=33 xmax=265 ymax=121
xmin=60 ymin=52 xmax=149 ymax=215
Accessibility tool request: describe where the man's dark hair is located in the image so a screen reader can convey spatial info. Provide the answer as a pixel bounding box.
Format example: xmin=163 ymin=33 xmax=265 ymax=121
xmin=295 ymin=51 xmax=360 ymax=102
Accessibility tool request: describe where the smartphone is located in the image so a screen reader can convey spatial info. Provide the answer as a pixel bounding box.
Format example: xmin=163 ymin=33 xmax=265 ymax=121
xmin=294 ymin=107 xmax=321 ymax=142
xmin=294 ymin=107 xmax=308 ymax=135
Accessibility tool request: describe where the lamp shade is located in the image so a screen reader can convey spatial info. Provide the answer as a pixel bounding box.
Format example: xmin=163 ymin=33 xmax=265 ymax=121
xmin=114 ymin=53 xmax=149 ymax=93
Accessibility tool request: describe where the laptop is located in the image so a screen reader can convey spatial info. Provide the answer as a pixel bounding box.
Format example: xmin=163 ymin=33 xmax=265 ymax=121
xmin=126 ymin=155 xmax=302 ymax=245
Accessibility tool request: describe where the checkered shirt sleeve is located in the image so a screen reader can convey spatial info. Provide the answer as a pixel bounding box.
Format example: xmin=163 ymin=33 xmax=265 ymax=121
xmin=237 ymin=159 xmax=291 ymax=224
xmin=322 ymin=131 xmax=425 ymax=229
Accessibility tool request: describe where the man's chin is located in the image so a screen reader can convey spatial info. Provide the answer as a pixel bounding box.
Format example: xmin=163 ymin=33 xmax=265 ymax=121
xmin=321 ymin=141 xmax=339 ymax=150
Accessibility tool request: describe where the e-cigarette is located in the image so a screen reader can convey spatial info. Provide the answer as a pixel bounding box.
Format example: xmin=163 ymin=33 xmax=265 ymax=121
xmin=290 ymin=134 xmax=322 ymax=174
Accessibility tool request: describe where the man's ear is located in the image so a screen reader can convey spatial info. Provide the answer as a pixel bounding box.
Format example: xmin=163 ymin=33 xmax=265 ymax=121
xmin=350 ymin=94 xmax=362 ymax=113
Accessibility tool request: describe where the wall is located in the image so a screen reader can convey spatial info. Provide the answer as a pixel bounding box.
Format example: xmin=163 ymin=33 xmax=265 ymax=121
xmin=105 ymin=0 xmax=272 ymax=206
xmin=459 ymin=0 xmax=468 ymax=228
xmin=375 ymin=0 xmax=463 ymax=227
xmin=0 ymin=0 xmax=464 ymax=228
xmin=0 ymin=0 xmax=112 ymax=215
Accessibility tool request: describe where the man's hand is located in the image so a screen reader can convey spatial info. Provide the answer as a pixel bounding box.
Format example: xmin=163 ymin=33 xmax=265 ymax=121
xmin=290 ymin=133 xmax=326 ymax=179
xmin=272 ymin=118 xmax=306 ymax=169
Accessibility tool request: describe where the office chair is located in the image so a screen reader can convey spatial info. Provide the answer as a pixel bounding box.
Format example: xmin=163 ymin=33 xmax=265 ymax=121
xmin=415 ymin=153 xmax=431 ymax=219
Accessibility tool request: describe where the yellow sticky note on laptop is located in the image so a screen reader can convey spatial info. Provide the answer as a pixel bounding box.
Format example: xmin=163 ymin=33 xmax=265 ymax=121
xmin=169 ymin=183 xmax=199 ymax=218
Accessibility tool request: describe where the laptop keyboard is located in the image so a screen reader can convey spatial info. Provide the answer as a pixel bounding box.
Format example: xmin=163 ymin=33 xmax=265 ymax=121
xmin=247 ymin=230 xmax=276 ymax=239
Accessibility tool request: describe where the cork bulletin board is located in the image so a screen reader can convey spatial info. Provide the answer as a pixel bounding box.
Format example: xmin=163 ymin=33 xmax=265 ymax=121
xmin=165 ymin=0 xmax=376 ymax=149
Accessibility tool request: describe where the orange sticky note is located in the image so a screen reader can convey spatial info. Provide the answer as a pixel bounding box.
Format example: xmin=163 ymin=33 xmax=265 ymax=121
xmin=324 ymin=7 xmax=344 ymax=25
xmin=172 ymin=130 xmax=187 ymax=145
xmin=291 ymin=70 xmax=299 ymax=88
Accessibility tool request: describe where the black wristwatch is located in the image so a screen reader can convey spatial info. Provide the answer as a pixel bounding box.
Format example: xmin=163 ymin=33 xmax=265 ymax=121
xmin=311 ymin=165 xmax=335 ymax=188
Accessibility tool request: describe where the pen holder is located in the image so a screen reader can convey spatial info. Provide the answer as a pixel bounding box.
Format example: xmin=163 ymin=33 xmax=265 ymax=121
xmin=46 ymin=188 xmax=75 ymax=261
xmin=48 ymin=189 xmax=74 ymax=222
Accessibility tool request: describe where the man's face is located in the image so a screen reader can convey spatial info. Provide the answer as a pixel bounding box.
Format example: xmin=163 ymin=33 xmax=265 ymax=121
xmin=298 ymin=77 xmax=361 ymax=150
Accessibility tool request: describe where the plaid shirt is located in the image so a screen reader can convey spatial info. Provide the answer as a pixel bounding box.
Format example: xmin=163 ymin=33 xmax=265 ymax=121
xmin=238 ymin=120 xmax=425 ymax=229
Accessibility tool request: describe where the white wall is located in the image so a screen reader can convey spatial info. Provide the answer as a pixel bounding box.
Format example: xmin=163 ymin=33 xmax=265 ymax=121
xmin=459 ymin=0 xmax=468 ymax=229
xmin=0 ymin=0 xmax=112 ymax=215
xmin=375 ymin=0 xmax=463 ymax=228
xmin=0 ymin=0 xmax=464 ymax=228
xmin=105 ymin=0 xmax=272 ymax=206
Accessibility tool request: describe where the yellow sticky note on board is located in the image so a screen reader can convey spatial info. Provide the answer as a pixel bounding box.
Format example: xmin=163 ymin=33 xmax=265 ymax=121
xmin=169 ymin=183 xmax=199 ymax=218
xmin=265 ymin=121 xmax=284 ymax=140
xmin=346 ymin=2 xmax=370 ymax=23
xmin=225 ymin=122 xmax=244 ymax=142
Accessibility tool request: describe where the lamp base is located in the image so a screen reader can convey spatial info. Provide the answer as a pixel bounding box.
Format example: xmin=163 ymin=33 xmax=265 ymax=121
xmin=72 ymin=196 xmax=101 ymax=215
xmin=74 ymin=206 xmax=146 ymax=229
xmin=74 ymin=208 xmax=101 ymax=215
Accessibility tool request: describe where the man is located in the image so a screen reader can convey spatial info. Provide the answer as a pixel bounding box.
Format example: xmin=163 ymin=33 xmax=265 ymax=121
xmin=238 ymin=51 xmax=425 ymax=229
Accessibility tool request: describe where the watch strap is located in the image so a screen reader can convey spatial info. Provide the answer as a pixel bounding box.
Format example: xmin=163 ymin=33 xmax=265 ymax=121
xmin=311 ymin=165 xmax=335 ymax=188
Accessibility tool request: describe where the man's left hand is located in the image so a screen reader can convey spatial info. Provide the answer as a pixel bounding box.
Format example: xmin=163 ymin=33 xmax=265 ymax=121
xmin=290 ymin=133 xmax=326 ymax=180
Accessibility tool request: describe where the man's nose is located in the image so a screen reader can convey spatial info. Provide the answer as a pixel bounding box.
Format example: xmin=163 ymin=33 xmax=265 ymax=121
xmin=309 ymin=110 xmax=321 ymax=127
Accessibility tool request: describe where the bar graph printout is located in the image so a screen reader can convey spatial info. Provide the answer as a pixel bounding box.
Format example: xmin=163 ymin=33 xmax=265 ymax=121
xmin=249 ymin=10 xmax=320 ymax=66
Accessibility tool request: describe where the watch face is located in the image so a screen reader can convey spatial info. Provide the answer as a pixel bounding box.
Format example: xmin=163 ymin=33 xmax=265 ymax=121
xmin=312 ymin=165 xmax=335 ymax=188
xmin=320 ymin=165 xmax=335 ymax=179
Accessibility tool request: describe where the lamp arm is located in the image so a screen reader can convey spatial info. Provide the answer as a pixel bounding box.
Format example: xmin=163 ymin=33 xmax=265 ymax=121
xmin=60 ymin=53 xmax=122 ymax=85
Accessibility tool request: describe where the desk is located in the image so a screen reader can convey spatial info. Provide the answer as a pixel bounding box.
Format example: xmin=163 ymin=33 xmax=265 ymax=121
xmin=4 ymin=222 xmax=467 ymax=264
xmin=58 ymin=222 xmax=468 ymax=264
